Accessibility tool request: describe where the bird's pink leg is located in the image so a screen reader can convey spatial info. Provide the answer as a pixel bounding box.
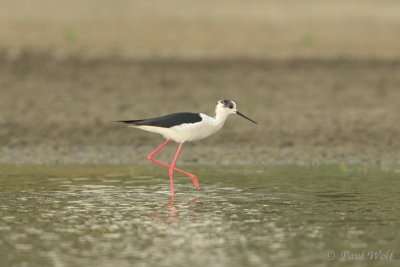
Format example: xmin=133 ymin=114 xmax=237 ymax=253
xmin=147 ymin=139 xmax=172 ymax=160
xmin=168 ymin=142 xmax=185 ymax=196
xmin=147 ymin=140 xmax=200 ymax=190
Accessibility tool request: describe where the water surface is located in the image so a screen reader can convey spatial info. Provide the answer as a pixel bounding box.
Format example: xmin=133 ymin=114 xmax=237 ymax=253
xmin=0 ymin=164 xmax=399 ymax=266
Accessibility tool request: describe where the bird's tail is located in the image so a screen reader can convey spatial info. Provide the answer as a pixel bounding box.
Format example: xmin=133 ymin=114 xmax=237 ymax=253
xmin=115 ymin=120 xmax=144 ymax=125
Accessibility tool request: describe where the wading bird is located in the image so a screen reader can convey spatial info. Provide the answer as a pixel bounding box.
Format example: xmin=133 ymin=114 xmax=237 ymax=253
xmin=117 ymin=100 xmax=257 ymax=196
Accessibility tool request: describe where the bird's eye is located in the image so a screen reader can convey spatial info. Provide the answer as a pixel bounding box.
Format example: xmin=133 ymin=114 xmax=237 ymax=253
xmin=228 ymin=104 xmax=234 ymax=109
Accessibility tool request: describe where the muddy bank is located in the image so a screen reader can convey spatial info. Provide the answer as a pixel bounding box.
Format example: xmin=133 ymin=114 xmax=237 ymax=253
xmin=0 ymin=53 xmax=399 ymax=164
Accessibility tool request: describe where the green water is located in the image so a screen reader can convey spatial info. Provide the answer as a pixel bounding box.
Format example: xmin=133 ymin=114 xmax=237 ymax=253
xmin=0 ymin=164 xmax=399 ymax=267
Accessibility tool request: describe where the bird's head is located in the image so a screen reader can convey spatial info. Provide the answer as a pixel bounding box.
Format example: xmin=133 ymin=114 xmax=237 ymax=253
xmin=215 ymin=99 xmax=257 ymax=124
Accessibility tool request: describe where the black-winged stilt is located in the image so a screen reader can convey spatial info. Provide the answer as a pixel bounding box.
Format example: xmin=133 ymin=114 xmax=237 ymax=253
xmin=117 ymin=99 xmax=257 ymax=196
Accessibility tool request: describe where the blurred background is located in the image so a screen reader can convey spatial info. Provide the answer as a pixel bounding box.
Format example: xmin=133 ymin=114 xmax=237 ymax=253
xmin=1 ymin=0 xmax=399 ymax=164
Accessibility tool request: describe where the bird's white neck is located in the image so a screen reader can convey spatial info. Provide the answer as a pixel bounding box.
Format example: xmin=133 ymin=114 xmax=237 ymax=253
xmin=214 ymin=110 xmax=230 ymax=125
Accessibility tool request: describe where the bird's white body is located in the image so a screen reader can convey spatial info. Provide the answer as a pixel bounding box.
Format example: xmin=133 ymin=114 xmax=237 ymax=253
xmin=131 ymin=113 xmax=227 ymax=142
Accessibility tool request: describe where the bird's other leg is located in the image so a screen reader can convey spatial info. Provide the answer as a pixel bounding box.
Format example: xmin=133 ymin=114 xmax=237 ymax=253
xmin=147 ymin=140 xmax=200 ymax=190
xmin=147 ymin=139 xmax=172 ymax=161
xmin=168 ymin=142 xmax=184 ymax=196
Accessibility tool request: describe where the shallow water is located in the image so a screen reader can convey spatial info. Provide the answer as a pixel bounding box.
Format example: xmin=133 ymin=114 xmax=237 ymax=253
xmin=0 ymin=164 xmax=399 ymax=267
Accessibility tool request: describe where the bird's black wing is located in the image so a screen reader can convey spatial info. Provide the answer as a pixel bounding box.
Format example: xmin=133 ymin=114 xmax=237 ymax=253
xmin=117 ymin=112 xmax=202 ymax=128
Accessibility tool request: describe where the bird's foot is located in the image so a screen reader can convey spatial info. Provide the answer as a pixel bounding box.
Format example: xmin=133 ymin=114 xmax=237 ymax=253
xmin=189 ymin=174 xmax=201 ymax=190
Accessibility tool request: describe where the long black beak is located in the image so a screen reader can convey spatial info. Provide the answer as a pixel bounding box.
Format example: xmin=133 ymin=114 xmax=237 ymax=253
xmin=236 ymin=111 xmax=257 ymax=124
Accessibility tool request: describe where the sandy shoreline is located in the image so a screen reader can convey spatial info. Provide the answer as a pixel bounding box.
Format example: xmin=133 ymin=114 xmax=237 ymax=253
xmin=1 ymin=145 xmax=399 ymax=166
